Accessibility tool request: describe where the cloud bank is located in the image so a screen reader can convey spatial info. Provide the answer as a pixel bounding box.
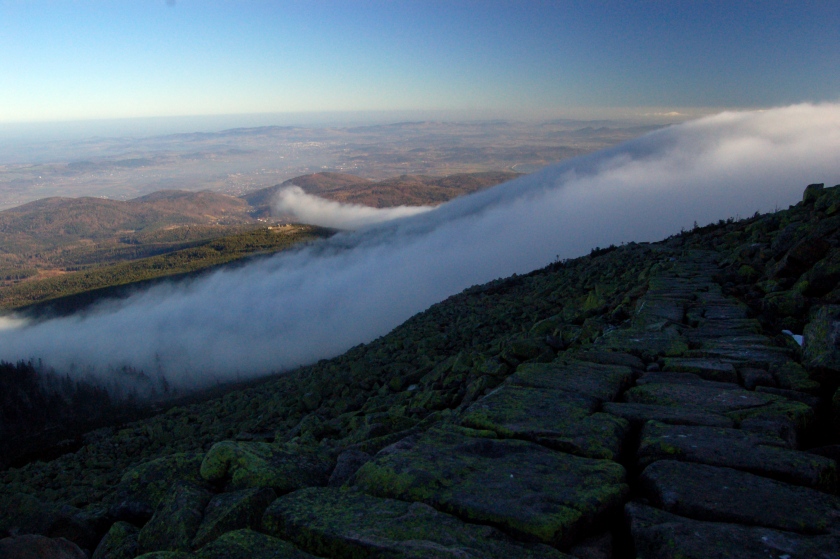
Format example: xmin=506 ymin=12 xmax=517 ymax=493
xmin=272 ymin=186 xmax=434 ymax=229
xmin=1 ymin=104 xmax=838 ymax=388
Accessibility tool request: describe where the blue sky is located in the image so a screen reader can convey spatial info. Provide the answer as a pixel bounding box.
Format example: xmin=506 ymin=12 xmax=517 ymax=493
xmin=1 ymin=0 xmax=839 ymax=123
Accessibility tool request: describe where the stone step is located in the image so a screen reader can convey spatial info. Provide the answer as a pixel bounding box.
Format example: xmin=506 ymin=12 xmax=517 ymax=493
xmin=351 ymin=426 xmax=628 ymax=548
xmin=570 ymin=350 xmax=645 ymax=371
xmin=459 ymin=385 xmax=629 ymax=459
xmin=603 ymin=402 xmax=734 ymax=428
xmin=637 ymin=422 xmax=837 ymax=492
xmin=261 ymin=487 xmax=568 ymax=559
xmin=639 ymin=460 xmax=840 ymax=534
xmin=509 ymin=359 xmax=633 ymax=402
xmin=684 ymin=346 xmax=790 ymax=368
xmin=600 ymin=329 xmax=689 ymax=361
xmin=636 ymin=371 xmax=741 ymax=390
xmin=660 ymin=357 xmax=739 ymax=383
xmin=623 ymin=382 xmax=810 ymax=422
xmin=626 ymin=502 xmax=840 ymax=559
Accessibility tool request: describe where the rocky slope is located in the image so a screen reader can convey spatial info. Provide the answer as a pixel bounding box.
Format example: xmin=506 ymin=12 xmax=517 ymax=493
xmin=1 ymin=183 xmax=839 ymax=558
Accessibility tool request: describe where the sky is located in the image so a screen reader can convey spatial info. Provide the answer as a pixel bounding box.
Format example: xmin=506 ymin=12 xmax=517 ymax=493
xmin=1 ymin=1 xmax=839 ymax=124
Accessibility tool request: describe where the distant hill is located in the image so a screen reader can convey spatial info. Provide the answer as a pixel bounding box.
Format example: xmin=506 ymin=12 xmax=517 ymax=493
xmin=0 ymin=171 xmax=521 ymax=309
xmin=243 ymin=170 xmax=521 ymax=216
xmin=0 ymin=190 xmax=254 ymax=253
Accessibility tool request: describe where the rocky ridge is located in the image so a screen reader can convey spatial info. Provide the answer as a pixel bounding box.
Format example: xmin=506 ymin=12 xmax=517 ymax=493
xmin=2 ymin=183 xmax=840 ymax=558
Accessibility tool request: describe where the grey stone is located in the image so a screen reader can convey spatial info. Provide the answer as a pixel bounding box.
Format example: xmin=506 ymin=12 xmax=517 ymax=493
xmin=639 ymin=460 xmax=840 ymax=534
xmin=626 ymin=502 xmax=840 ymax=559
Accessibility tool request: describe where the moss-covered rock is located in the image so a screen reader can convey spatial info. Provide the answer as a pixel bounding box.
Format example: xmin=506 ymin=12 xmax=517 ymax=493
xmin=112 ymin=452 xmax=206 ymax=516
xmin=137 ymin=482 xmax=212 ymax=554
xmin=626 ymin=501 xmax=840 ymax=559
xmin=660 ymin=358 xmax=738 ymax=383
xmin=803 ymin=305 xmax=840 ymax=377
xmin=193 ymin=529 xmax=316 ymax=559
xmin=0 ymin=493 xmax=100 ymax=552
xmin=459 ymin=385 xmax=628 ymax=459
xmin=637 ymin=421 xmax=836 ymax=492
xmin=639 ymin=460 xmax=840 ymax=534
xmin=509 ymin=359 xmax=632 ymax=402
xmin=262 ymin=487 xmax=568 ymax=558
xmin=199 ymin=441 xmax=332 ymax=493
xmin=191 ymin=487 xmax=276 ymax=549
xmin=0 ymin=534 xmax=88 ymax=559
xmin=92 ymin=521 xmax=139 ymax=559
xmin=352 ymin=427 xmax=627 ymax=547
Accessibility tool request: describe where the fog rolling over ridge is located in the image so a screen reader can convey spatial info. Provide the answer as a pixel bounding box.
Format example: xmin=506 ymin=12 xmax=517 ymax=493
xmin=0 ymin=104 xmax=838 ymax=389
xmin=273 ymin=185 xmax=434 ymax=229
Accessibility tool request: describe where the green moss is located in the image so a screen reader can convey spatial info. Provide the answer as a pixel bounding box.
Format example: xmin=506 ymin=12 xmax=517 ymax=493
xmin=200 ymin=441 xmax=331 ymax=493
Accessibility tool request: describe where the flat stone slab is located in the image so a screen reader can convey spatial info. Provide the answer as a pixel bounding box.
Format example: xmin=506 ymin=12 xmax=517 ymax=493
xmin=636 ymin=371 xmax=740 ymax=390
xmin=687 ymin=319 xmax=763 ymax=340
xmin=459 ymin=386 xmax=629 ymax=459
xmin=627 ymin=502 xmax=840 ymax=559
xmin=622 ymin=382 xmax=814 ymax=433
xmin=509 ymin=359 xmax=633 ymax=402
xmin=635 ymin=298 xmax=686 ymax=324
xmin=685 ymin=345 xmax=790 ymax=368
xmin=600 ymin=330 xmax=688 ymax=360
xmin=571 ymin=350 xmax=645 ymax=371
xmin=639 ymin=460 xmax=840 ymax=534
xmin=702 ymin=303 xmax=749 ymax=320
xmin=351 ymin=427 xmax=628 ymax=547
xmin=262 ymin=487 xmax=568 ymax=559
xmin=602 ymin=402 xmax=734 ymax=428
xmin=696 ymin=335 xmax=773 ymax=346
xmin=637 ymin=421 xmax=837 ymax=492
xmin=660 ymin=358 xmax=739 ymax=383
xmin=624 ymin=382 xmax=781 ymax=413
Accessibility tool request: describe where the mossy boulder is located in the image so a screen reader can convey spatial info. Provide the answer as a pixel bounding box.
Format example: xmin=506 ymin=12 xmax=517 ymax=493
xmin=771 ymin=361 xmax=820 ymax=394
xmin=191 ymin=487 xmax=276 ymax=549
xmin=351 ymin=427 xmax=628 ymax=547
xmin=262 ymin=487 xmax=568 ymax=558
xmin=92 ymin=521 xmax=139 ymax=559
xmin=199 ymin=441 xmax=332 ymax=493
xmin=459 ymin=385 xmax=629 ymax=459
xmin=0 ymin=534 xmax=88 ymax=559
xmin=137 ymin=482 xmax=212 ymax=554
xmin=193 ymin=529 xmax=316 ymax=559
xmin=803 ymin=305 xmax=840 ymax=377
xmin=0 ymin=493 xmax=100 ymax=552
xmin=112 ymin=452 xmax=206 ymax=517
xmin=327 ymin=450 xmax=371 ymax=487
